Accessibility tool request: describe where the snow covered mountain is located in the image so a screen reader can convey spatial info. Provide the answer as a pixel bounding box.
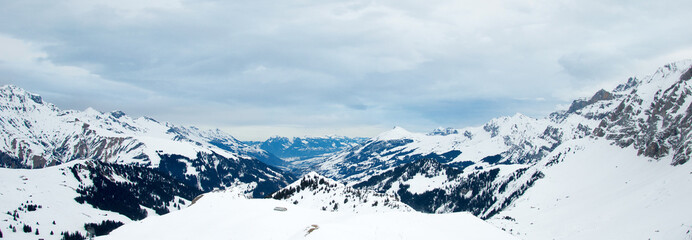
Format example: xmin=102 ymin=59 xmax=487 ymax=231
xmin=314 ymin=114 xmax=565 ymax=184
xmin=269 ymin=172 xmax=412 ymax=213
xmin=351 ymin=158 xmax=533 ymax=216
xmin=101 ymin=190 xmax=517 ymax=240
xmin=0 ymin=85 xmax=297 ymax=238
xmin=0 ymin=160 xmax=200 ymax=239
xmin=0 ymin=85 xmax=294 ymax=195
xmin=482 ymin=61 xmax=692 ymax=239
xmin=306 ymin=60 xmax=692 ymax=238
xmin=589 ymin=62 xmax=692 ymax=165
xmin=167 ymin=125 xmax=287 ymax=168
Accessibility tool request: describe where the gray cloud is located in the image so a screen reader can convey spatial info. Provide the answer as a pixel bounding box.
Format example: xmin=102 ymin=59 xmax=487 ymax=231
xmin=0 ymin=0 xmax=691 ymax=140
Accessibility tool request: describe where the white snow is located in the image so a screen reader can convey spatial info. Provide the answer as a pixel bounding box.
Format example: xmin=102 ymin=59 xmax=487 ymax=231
xmin=101 ymin=191 xmax=517 ymax=240
xmin=403 ymin=173 xmax=448 ymax=194
xmin=489 ymin=138 xmax=692 ymax=240
xmin=373 ymin=126 xmax=421 ymax=141
xmin=0 ymin=161 xmax=132 ymax=239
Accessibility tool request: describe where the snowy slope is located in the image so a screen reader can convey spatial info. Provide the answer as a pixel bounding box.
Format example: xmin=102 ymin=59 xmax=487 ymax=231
xmin=488 ymin=138 xmax=692 ymax=240
xmin=304 ymin=60 xmax=692 ymax=236
xmin=270 ymin=172 xmax=413 ymax=213
xmin=100 ymin=191 xmax=517 ymax=240
xmin=0 ymin=160 xmax=199 ymax=239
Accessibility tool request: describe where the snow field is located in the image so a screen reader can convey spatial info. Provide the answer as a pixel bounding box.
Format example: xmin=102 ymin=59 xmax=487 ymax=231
xmin=102 ymin=191 xmax=517 ymax=240
xmin=489 ymin=138 xmax=692 ymax=240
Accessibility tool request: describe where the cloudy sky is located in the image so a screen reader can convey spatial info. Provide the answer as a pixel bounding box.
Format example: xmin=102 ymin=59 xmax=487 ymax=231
xmin=1 ymin=0 xmax=691 ymax=140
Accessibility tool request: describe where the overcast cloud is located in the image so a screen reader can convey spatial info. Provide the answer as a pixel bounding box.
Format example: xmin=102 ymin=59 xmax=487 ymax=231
xmin=0 ymin=0 xmax=691 ymax=140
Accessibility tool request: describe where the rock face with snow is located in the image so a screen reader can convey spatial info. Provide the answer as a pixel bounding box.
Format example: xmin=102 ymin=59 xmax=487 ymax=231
xmin=591 ymin=62 xmax=692 ymax=165
xmin=0 ymin=85 xmax=294 ymax=196
xmin=270 ymin=172 xmax=412 ymax=213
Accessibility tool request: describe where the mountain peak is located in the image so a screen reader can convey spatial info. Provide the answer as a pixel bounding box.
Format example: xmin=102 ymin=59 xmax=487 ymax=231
xmin=375 ymin=126 xmax=414 ymax=140
xmin=0 ymin=85 xmax=42 ymax=103
xmin=83 ymin=107 xmax=101 ymax=115
xmin=0 ymin=84 xmax=26 ymax=92
xmin=0 ymin=85 xmax=60 ymax=114
xmin=566 ymin=89 xmax=614 ymax=114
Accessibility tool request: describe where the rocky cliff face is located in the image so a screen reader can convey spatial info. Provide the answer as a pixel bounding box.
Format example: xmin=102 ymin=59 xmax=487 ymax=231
xmin=591 ymin=62 xmax=692 ymax=165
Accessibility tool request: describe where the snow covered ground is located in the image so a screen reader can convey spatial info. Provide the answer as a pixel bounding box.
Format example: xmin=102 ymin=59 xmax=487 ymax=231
xmin=489 ymin=138 xmax=692 ymax=240
xmin=0 ymin=161 xmax=133 ymax=239
xmin=102 ymin=191 xmax=516 ymax=240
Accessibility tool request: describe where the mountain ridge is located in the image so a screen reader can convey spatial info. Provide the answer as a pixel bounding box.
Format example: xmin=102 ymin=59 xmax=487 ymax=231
xmin=301 ymin=60 xmax=692 ymax=231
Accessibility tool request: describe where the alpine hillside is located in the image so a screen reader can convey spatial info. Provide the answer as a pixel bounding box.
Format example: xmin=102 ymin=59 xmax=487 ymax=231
xmin=306 ymin=60 xmax=692 ymax=239
xmin=0 ymin=160 xmax=201 ymax=239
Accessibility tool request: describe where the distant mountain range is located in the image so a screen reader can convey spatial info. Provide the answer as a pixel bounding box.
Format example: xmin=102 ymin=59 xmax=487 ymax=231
xmin=244 ymin=135 xmax=368 ymax=175
xmin=245 ymin=136 xmax=367 ymax=161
